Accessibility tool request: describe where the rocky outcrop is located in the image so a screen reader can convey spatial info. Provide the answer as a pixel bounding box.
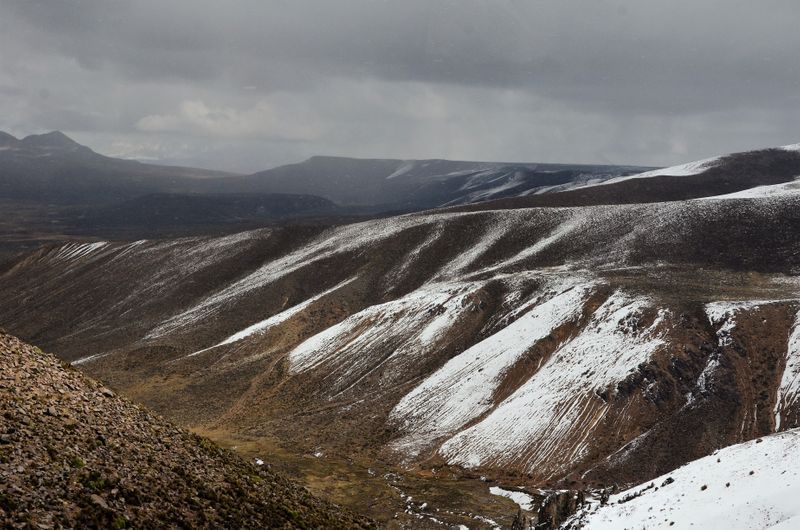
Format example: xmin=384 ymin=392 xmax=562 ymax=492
xmin=511 ymin=509 xmax=533 ymax=530
xmin=536 ymin=490 xmax=585 ymax=530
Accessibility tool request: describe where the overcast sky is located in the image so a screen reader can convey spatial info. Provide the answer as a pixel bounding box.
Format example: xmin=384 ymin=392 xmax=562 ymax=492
xmin=1 ymin=0 xmax=799 ymax=172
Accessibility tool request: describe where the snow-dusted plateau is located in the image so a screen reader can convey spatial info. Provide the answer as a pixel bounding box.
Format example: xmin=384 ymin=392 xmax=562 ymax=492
xmin=3 ymin=143 xmax=800 ymax=528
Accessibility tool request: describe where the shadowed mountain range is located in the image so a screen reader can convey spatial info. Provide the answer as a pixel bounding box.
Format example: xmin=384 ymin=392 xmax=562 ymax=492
xmin=0 ymin=130 xmax=652 ymax=209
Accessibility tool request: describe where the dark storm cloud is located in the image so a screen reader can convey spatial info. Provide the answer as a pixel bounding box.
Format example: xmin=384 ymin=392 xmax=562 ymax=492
xmin=1 ymin=0 xmax=799 ymax=171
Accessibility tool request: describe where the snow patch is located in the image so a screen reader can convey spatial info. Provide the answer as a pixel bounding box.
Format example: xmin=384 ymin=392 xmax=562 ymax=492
xmin=570 ymin=429 xmax=800 ymax=530
xmin=684 ymin=355 xmax=721 ymax=408
xmin=705 ymin=301 xmax=763 ymax=347
xmin=489 ymin=486 xmax=535 ymax=511
xmin=705 ymin=300 xmax=798 ymax=348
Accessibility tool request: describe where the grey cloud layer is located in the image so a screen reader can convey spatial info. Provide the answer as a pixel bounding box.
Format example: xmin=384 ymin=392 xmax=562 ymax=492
xmin=1 ymin=0 xmax=799 ymax=171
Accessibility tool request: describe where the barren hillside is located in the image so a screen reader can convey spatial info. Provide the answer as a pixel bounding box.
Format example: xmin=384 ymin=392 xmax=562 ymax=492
xmin=0 ymin=332 xmax=372 ymax=529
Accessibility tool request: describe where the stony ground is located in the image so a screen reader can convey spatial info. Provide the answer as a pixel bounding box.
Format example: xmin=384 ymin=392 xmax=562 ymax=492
xmin=0 ymin=331 xmax=373 ymax=529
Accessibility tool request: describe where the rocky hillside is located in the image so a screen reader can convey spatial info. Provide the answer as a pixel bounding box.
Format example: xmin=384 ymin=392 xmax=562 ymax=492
xmin=0 ymin=332 xmax=372 ymax=529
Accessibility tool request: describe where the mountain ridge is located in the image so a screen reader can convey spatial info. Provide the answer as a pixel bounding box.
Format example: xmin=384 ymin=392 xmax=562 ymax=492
xmin=0 ymin=130 xmax=655 ymax=209
xmin=4 ymin=146 xmax=800 ymax=483
xmin=237 ymin=155 xmax=653 ymax=208
xmin=5 ymin=140 xmax=800 ymax=526
xmin=19 ymin=130 xmax=84 ymax=149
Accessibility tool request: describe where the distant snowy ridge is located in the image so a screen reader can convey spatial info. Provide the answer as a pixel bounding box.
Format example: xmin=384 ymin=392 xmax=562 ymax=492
xmin=579 ymin=142 xmax=799 ymax=194
xmin=697 ymin=178 xmax=800 ymax=200
xmin=586 ymin=155 xmax=722 ymax=189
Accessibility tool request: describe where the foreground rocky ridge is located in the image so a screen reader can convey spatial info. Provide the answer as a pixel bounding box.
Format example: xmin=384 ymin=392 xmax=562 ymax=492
xmin=0 ymin=332 xmax=372 ymax=529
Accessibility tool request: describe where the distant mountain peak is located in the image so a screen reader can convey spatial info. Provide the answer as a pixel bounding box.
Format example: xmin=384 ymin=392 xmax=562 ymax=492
xmin=20 ymin=130 xmax=81 ymax=149
xmin=0 ymin=131 xmax=19 ymax=146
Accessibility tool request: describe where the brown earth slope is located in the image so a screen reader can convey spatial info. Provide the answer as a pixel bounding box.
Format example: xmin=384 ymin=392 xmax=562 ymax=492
xmin=2 ymin=193 xmax=800 ymax=489
xmin=0 ymin=331 xmax=372 ymax=529
xmin=3 ymin=147 xmax=800 ymax=525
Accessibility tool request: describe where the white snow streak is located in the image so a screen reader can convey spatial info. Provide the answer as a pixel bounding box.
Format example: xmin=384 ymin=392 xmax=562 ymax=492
xmin=148 ymin=216 xmax=422 ymax=336
xmin=386 ymin=161 xmax=416 ymax=179
xmin=72 ymin=351 xmax=112 ymax=366
xmin=698 ymin=179 xmax=800 ymax=200
xmin=590 ymin=155 xmax=722 ymax=187
xmin=53 ymin=242 xmax=109 ymax=262
xmin=439 ymin=292 xmax=668 ymax=473
xmin=489 ymin=486 xmax=535 ymax=511
xmin=287 ymin=281 xmax=483 ymax=379
xmin=185 ymin=277 xmax=357 ymax=358
xmin=434 ymin=215 xmax=517 ymax=279
xmin=390 ymin=282 xmax=593 ymax=455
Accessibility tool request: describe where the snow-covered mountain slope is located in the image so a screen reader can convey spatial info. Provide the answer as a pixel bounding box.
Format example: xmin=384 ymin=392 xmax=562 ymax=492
xmin=589 ymin=154 xmax=724 ymax=187
xmin=452 ymin=145 xmax=800 ymax=210
xmin=566 ymin=429 xmax=800 ymax=530
xmin=697 ymin=178 xmax=800 ymax=200
xmin=3 ymin=146 xmax=800 ymax=496
xmin=586 ymin=142 xmax=800 ymax=190
xmin=436 ymin=292 xmax=669 ymax=474
xmin=389 ymin=281 xmax=596 ymax=456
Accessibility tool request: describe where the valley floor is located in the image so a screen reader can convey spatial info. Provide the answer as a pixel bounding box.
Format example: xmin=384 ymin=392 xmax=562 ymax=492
xmin=197 ymin=427 xmax=535 ymax=529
